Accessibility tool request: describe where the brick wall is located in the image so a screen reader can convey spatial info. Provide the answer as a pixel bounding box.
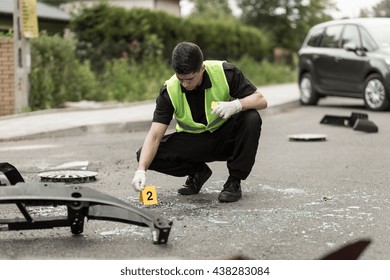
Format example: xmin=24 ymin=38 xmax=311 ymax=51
xmin=0 ymin=39 xmax=15 ymax=116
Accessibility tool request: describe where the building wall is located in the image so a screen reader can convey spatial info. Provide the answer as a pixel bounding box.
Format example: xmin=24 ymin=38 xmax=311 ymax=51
xmin=112 ymin=0 xmax=180 ymax=15
xmin=62 ymin=0 xmax=181 ymax=17
xmin=0 ymin=38 xmax=14 ymax=116
xmin=156 ymin=0 xmax=181 ymax=15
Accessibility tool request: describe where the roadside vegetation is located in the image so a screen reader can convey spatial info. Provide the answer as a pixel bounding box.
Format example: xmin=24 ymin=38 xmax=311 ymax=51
xmin=0 ymin=30 xmax=13 ymax=38
xmin=28 ymin=0 xmax=390 ymax=110
xmin=30 ymin=33 xmax=296 ymax=110
xmin=30 ymin=2 xmax=299 ymax=110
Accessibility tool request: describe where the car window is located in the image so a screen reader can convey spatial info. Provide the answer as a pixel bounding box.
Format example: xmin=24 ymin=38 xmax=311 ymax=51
xmin=360 ymin=27 xmax=378 ymax=51
xmin=307 ymin=27 xmax=324 ymax=47
xmin=360 ymin=27 xmax=377 ymax=51
xmin=361 ymin=22 xmax=390 ymax=49
xmin=340 ymin=25 xmax=360 ymax=48
xmin=321 ymin=25 xmax=343 ymax=48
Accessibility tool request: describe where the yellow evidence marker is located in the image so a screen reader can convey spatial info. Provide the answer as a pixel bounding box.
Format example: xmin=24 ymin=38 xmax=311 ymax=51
xmin=211 ymin=101 xmax=218 ymax=109
xmin=139 ymin=186 xmax=158 ymax=205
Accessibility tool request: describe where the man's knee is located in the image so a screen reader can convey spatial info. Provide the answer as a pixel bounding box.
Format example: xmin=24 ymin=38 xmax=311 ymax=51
xmin=240 ymin=110 xmax=262 ymax=128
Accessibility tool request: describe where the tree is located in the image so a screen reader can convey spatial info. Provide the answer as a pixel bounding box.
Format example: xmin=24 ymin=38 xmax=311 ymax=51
xmin=372 ymin=0 xmax=390 ymax=17
xmin=236 ymin=0 xmax=336 ymax=51
xmin=187 ymin=0 xmax=235 ymax=20
xmin=359 ymin=8 xmax=371 ymax=18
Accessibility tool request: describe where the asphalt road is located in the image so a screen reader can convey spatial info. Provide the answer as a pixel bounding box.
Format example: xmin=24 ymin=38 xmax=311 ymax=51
xmin=0 ymin=95 xmax=389 ymax=260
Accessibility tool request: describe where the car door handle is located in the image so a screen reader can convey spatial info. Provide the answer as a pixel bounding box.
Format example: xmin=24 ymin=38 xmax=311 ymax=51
xmin=312 ymin=54 xmax=320 ymax=60
xmin=335 ymin=56 xmax=342 ymax=62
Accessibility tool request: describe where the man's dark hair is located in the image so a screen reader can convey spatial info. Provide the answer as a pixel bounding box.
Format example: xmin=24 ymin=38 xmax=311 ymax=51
xmin=171 ymin=42 xmax=204 ymax=74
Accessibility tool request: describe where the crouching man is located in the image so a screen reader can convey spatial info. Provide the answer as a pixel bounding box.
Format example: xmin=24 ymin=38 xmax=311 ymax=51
xmin=131 ymin=42 xmax=267 ymax=202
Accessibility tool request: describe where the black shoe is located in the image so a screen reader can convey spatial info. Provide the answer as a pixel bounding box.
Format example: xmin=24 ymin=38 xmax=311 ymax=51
xmin=218 ymin=180 xmax=242 ymax=202
xmin=178 ymin=165 xmax=212 ymax=195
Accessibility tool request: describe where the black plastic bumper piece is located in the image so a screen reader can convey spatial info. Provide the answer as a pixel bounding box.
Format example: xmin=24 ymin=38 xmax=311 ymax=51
xmin=320 ymin=112 xmax=378 ymax=133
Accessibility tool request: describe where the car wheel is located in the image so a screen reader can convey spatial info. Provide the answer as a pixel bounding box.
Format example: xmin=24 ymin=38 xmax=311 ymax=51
xmin=299 ymin=73 xmax=319 ymax=105
xmin=363 ymin=74 xmax=389 ymax=111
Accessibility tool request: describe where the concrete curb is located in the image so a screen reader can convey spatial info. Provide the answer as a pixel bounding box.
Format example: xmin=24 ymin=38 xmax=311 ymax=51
xmin=0 ymin=100 xmax=300 ymax=142
xmin=0 ymin=83 xmax=301 ymax=142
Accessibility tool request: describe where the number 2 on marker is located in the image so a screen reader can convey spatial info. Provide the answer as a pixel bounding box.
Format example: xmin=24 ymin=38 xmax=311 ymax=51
xmin=139 ymin=186 xmax=158 ymax=205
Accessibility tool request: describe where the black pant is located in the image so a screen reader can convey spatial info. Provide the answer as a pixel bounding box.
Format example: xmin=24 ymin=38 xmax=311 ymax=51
xmin=136 ymin=110 xmax=262 ymax=180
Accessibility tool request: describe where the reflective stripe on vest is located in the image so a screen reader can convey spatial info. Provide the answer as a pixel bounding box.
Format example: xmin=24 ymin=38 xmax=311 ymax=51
xmin=166 ymin=60 xmax=231 ymax=133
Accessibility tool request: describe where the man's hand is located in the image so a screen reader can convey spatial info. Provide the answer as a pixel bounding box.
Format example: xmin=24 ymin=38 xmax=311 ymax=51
xmin=211 ymin=99 xmax=242 ymax=119
xmin=132 ymin=170 xmax=146 ymax=192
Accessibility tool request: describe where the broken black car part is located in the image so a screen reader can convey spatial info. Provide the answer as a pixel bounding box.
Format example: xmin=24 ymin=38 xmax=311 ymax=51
xmin=320 ymin=112 xmax=378 ymax=133
xmin=0 ymin=162 xmax=172 ymax=244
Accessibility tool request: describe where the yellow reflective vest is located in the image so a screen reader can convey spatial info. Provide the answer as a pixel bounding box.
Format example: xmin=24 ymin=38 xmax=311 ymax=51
xmin=166 ymin=60 xmax=231 ymax=133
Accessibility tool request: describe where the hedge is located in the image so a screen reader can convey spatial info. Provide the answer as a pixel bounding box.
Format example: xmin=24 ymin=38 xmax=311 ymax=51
xmin=70 ymin=3 xmax=270 ymax=72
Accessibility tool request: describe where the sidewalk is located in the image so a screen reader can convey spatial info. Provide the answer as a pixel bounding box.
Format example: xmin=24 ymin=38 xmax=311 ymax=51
xmin=0 ymin=83 xmax=300 ymax=142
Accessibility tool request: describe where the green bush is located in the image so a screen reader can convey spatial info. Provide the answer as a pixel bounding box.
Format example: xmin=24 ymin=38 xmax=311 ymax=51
xmin=30 ymin=34 xmax=100 ymax=110
xmin=27 ymin=6 xmax=296 ymax=111
xmin=70 ymin=4 xmax=175 ymax=72
xmin=29 ymin=33 xmax=172 ymax=109
xmin=232 ymin=55 xmax=297 ymax=86
xmin=70 ymin=3 xmax=270 ymax=73
xmin=183 ymin=18 xmax=270 ymax=61
xmin=0 ymin=29 xmax=13 ymax=38
xmin=100 ymin=55 xmax=172 ymax=102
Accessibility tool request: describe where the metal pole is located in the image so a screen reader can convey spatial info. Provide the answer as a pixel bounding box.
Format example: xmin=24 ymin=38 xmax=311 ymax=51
xmin=13 ymin=0 xmax=31 ymax=113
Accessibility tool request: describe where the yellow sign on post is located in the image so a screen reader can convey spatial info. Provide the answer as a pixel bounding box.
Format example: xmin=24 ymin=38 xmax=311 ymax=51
xmin=21 ymin=0 xmax=39 ymax=38
xmin=139 ymin=186 xmax=158 ymax=205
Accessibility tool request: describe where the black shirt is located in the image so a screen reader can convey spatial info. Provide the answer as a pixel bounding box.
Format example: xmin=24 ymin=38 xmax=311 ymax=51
xmin=153 ymin=61 xmax=257 ymax=125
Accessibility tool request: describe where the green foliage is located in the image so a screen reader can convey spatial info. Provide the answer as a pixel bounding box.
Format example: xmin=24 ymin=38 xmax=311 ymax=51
xmin=28 ymin=33 xmax=293 ymax=110
xmin=232 ymin=55 xmax=296 ymax=86
xmin=29 ymin=34 xmax=171 ymax=109
xmin=70 ymin=3 xmax=269 ymax=73
xmin=30 ymin=34 xmax=100 ymax=110
xmin=28 ymin=4 xmax=297 ymax=110
xmin=372 ymin=0 xmax=390 ymax=17
xmin=0 ymin=29 xmax=13 ymax=38
xmin=99 ymin=56 xmax=172 ymax=102
xmin=70 ymin=4 xmax=176 ymax=72
xmin=237 ymin=0 xmax=335 ymax=51
xmin=183 ymin=17 xmax=270 ymax=61
xmin=188 ymin=0 xmax=234 ymax=19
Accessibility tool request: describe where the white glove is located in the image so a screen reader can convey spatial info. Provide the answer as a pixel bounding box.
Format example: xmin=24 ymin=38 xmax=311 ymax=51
xmin=132 ymin=170 xmax=146 ymax=192
xmin=212 ymin=99 xmax=242 ymax=119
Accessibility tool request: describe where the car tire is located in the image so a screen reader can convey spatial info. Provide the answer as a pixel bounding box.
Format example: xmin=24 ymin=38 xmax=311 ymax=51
xmin=299 ymin=73 xmax=319 ymax=105
xmin=363 ymin=74 xmax=389 ymax=111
